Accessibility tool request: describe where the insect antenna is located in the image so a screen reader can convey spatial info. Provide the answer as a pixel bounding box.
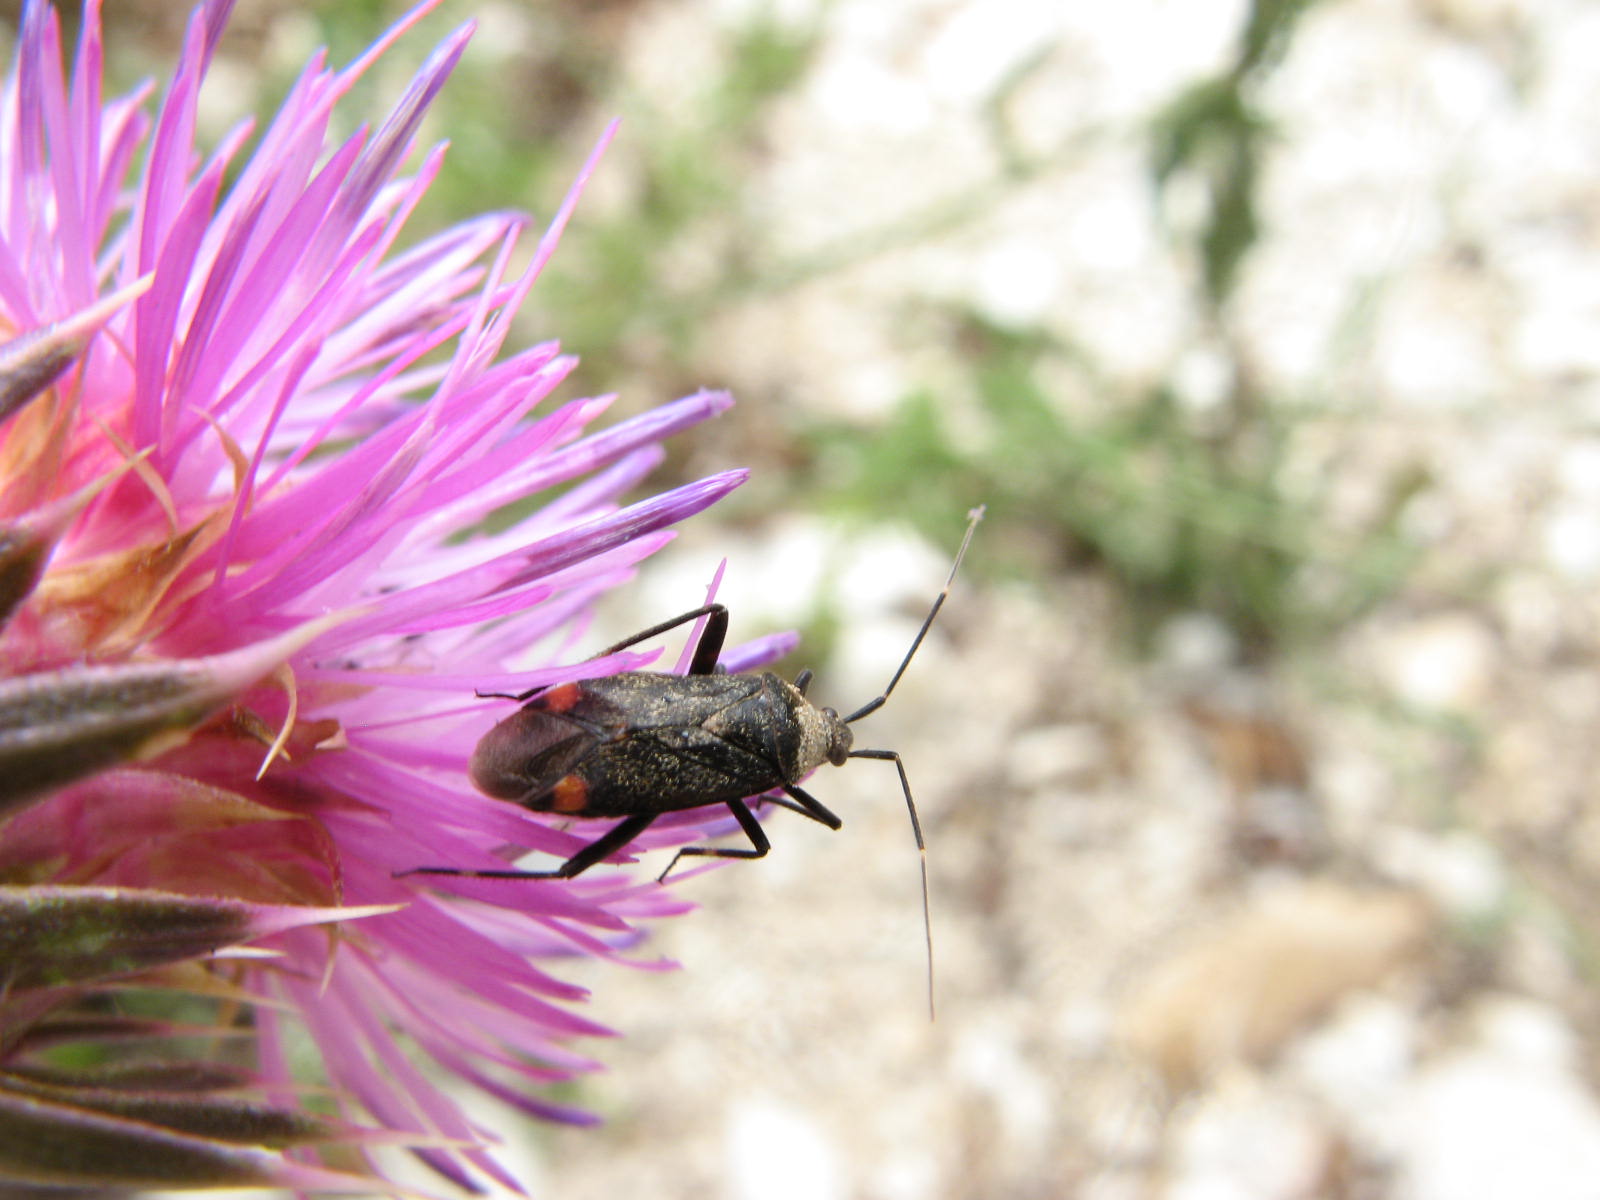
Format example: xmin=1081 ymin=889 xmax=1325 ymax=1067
xmin=840 ymin=505 xmax=984 ymax=1020
xmin=842 ymin=505 xmax=984 ymax=726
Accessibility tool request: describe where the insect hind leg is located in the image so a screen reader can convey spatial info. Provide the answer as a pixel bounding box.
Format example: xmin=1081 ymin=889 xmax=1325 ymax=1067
xmin=399 ymin=813 xmax=657 ymax=882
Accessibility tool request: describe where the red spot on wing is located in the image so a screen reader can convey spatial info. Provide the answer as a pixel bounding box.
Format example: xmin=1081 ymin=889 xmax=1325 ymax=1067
xmin=552 ymin=774 xmax=588 ymax=813
xmin=540 ymin=682 xmax=583 ymax=713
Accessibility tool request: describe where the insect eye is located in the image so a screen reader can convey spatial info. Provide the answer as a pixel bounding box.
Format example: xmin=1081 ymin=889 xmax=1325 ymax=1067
xmin=828 ymin=720 xmax=853 ymax=766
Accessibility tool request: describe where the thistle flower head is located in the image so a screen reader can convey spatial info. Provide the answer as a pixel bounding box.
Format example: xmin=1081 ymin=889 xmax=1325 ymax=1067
xmin=0 ymin=2 xmax=770 ymax=1192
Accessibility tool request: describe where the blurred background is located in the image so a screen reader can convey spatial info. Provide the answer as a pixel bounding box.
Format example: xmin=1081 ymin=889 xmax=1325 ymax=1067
xmin=31 ymin=0 xmax=1600 ymax=1196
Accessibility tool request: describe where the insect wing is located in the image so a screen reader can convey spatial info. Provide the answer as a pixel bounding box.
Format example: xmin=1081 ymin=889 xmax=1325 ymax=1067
xmin=563 ymin=673 xmax=784 ymax=817
xmin=574 ymin=672 xmax=760 ymax=728
xmin=468 ymin=681 xmax=623 ymax=802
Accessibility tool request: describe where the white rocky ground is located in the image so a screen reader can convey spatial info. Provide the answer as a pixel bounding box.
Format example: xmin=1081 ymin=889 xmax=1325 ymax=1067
xmin=523 ymin=2 xmax=1600 ymax=1198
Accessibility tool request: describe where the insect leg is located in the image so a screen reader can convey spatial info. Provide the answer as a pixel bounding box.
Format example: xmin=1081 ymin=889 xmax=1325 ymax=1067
xmin=748 ymin=786 xmax=838 ymax=826
xmin=481 ymin=606 xmax=731 ymax=704
xmin=751 ymin=792 xmax=811 ymax=819
xmin=592 ymin=603 xmax=727 ymax=664
xmin=490 ymin=606 xmax=732 ymax=704
xmin=848 ymin=747 xmax=935 ymax=1019
xmin=656 ymin=798 xmax=769 ymax=882
xmin=780 ymin=783 xmax=842 ymax=830
xmin=685 ymin=604 xmax=730 ymax=676
xmin=399 ymin=813 xmax=657 ymax=881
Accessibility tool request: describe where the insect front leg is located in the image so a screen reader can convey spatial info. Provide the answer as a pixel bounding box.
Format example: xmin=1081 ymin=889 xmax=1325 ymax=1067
xmin=779 ymin=783 xmax=842 ymax=830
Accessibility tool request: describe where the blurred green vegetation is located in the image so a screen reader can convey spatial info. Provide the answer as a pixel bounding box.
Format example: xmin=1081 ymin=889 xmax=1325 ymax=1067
xmin=72 ymin=0 xmax=1420 ymax=657
xmin=812 ymin=313 xmax=1425 ymax=656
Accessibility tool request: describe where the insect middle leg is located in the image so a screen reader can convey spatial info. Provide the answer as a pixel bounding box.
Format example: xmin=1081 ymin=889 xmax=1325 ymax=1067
xmin=656 ymin=798 xmax=770 ymax=882
xmin=657 ymin=783 xmax=842 ymax=883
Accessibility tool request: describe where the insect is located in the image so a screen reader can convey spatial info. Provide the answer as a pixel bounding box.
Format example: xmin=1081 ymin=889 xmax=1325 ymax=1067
xmin=406 ymin=506 xmax=984 ymax=1012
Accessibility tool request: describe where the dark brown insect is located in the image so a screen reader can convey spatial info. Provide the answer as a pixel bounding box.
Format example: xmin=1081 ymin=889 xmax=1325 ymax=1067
xmin=406 ymin=507 xmax=984 ymax=1011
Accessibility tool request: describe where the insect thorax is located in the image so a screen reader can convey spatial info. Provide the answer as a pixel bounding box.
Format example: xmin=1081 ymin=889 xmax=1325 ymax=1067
xmin=785 ymin=679 xmax=853 ymax=773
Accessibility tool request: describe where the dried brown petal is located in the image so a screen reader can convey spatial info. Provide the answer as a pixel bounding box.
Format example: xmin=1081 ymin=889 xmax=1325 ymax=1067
xmin=0 ymin=461 xmax=148 ymax=631
xmin=0 ymin=884 xmax=393 ymax=991
xmin=0 ymin=616 xmax=344 ymax=816
xmin=0 ymin=1071 xmax=333 ymax=1147
xmin=0 ymin=282 xmax=149 ymax=429
xmin=0 ymin=1078 xmax=388 ymax=1191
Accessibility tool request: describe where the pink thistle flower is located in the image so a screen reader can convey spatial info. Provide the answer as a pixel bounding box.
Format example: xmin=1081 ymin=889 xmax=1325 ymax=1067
xmin=0 ymin=1 xmax=776 ymax=1192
